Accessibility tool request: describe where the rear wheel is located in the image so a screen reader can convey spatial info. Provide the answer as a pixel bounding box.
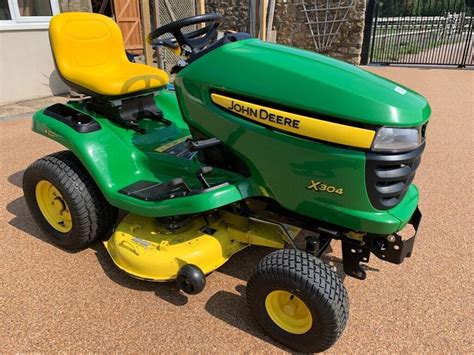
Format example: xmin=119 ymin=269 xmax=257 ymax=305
xmin=23 ymin=150 xmax=118 ymax=250
xmin=246 ymin=248 xmax=349 ymax=353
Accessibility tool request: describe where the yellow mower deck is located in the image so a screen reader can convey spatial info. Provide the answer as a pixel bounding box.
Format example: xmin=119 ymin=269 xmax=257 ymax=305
xmin=104 ymin=211 xmax=300 ymax=281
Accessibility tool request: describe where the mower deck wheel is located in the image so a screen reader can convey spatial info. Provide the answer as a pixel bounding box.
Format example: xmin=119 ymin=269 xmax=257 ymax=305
xmin=246 ymin=248 xmax=348 ymax=353
xmin=23 ymin=150 xmax=118 ymax=250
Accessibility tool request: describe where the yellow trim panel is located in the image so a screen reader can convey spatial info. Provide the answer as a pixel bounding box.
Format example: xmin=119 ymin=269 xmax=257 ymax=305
xmin=211 ymin=93 xmax=376 ymax=149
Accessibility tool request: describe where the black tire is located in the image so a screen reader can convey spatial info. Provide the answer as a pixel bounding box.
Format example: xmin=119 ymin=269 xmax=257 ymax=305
xmin=23 ymin=150 xmax=118 ymax=250
xmin=246 ymin=248 xmax=349 ymax=353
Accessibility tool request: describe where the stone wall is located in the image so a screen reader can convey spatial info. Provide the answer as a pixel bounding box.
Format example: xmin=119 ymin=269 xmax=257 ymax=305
xmin=59 ymin=0 xmax=92 ymax=13
xmin=206 ymin=0 xmax=367 ymax=64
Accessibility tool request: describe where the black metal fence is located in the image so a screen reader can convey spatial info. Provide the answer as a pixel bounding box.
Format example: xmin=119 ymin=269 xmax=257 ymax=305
xmin=362 ymin=0 xmax=474 ymax=67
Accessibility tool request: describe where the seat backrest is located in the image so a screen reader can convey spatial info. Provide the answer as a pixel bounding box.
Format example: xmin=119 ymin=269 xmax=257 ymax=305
xmin=49 ymin=12 xmax=129 ymax=82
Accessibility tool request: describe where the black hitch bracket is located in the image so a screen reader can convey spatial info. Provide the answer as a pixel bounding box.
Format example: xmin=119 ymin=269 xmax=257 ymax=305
xmin=341 ymin=207 xmax=422 ymax=280
xmin=371 ymin=207 xmax=422 ymax=264
xmin=341 ymin=239 xmax=371 ymax=280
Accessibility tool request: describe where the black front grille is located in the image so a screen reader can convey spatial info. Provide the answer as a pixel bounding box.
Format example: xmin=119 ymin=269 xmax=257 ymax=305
xmin=365 ymin=143 xmax=425 ymax=210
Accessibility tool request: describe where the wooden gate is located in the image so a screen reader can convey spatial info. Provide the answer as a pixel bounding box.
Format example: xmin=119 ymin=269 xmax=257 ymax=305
xmin=112 ymin=0 xmax=144 ymax=54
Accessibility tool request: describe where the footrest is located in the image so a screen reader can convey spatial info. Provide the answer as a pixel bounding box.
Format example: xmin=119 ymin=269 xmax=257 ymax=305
xmin=119 ymin=178 xmax=190 ymax=202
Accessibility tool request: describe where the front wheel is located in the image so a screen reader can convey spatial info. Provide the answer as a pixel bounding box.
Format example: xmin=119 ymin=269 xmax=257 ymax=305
xmin=23 ymin=150 xmax=118 ymax=250
xmin=246 ymin=249 xmax=349 ymax=353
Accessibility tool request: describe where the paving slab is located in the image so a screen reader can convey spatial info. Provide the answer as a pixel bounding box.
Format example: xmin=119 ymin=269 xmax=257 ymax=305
xmin=0 ymin=67 xmax=473 ymax=353
xmin=0 ymin=96 xmax=68 ymax=120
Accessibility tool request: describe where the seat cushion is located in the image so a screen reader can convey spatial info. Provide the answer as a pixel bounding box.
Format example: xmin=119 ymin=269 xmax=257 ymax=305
xmin=65 ymin=62 xmax=169 ymax=97
xmin=49 ymin=12 xmax=169 ymax=97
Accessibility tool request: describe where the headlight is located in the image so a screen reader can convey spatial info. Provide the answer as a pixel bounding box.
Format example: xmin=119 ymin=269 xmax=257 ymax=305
xmin=372 ymin=127 xmax=423 ymax=152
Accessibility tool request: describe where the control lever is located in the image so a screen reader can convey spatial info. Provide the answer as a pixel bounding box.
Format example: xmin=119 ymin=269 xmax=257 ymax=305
xmin=196 ymin=166 xmax=213 ymax=189
xmin=187 ymin=137 xmax=221 ymax=151
xmin=169 ymin=177 xmax=191 ymax=192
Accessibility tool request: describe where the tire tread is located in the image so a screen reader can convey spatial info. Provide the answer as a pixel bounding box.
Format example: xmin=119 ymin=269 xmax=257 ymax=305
xmin=247 ymin=248 xmax=349 ymax=352
xmin=23 ymin=150 xmax=117 ymax=250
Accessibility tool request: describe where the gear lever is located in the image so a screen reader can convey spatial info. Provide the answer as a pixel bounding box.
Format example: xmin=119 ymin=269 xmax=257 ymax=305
xmin=196 ymin=166 xmax=213 ymax=189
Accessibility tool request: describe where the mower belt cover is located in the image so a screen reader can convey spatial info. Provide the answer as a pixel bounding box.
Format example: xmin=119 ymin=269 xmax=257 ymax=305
xmin=104 ymin=214 xmax=244 ymax=280
xmin=104 ymin=212 xmax=294 ymax=281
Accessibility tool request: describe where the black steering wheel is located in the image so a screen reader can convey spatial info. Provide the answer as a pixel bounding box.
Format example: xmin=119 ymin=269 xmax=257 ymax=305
xmin=148 ymin=13 xmax=224 ymax=56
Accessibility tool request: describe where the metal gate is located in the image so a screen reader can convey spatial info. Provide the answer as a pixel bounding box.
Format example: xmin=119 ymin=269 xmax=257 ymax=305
xmin=152 ymin=0 xmax=196 ymax=73
xmin=361 ymin=0 xmax=474 ymax=67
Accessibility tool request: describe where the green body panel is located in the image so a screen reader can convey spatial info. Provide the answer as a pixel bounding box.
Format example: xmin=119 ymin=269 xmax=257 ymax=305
xmin=31 ymin=39 xmax=429 ymax=234
xmin=175 ymin=39 xmax=429 ymax=234
xmin=32 ymin=90 xmax=248 ymax=217
xmin=175 ymin=78 xmax=416 ymax=234
xmin=178 ymin=39 xmax=431 ymax=127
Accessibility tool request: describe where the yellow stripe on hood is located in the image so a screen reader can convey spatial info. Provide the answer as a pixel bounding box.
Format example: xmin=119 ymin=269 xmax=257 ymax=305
xmin=211 ymin=93 xmax=375 ymax=149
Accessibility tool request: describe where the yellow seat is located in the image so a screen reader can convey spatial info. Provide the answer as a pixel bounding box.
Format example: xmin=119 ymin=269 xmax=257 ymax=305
xmin=49 ymin=12 xmax=169 ymax=97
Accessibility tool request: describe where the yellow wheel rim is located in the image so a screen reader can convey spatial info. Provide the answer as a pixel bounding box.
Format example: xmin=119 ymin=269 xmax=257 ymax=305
xmin=35 ymin=180 xmax=72 ymax=233
xmin=265 ymin=290 xmax=313 ymax=334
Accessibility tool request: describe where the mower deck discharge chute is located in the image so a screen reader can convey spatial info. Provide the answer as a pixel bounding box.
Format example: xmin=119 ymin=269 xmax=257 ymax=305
xmin=23 ymin=12 xmax=430 ymax=352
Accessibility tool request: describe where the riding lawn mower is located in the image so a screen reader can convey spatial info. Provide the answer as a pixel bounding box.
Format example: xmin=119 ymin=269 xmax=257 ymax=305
xmin=22 ymin=12 xmax=430 ymax=352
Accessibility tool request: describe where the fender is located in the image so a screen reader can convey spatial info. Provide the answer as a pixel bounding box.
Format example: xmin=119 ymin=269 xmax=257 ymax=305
xmin=31 ymin=90 xmax=248 ymax=217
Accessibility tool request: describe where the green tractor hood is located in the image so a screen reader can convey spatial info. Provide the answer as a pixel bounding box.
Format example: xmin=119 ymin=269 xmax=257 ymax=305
xmin=180 ymin=38 xmax=431 ymax=127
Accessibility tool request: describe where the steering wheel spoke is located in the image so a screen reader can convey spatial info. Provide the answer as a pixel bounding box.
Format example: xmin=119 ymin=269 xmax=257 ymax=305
xmin=148 ymin=13 xmax=223 ymax=57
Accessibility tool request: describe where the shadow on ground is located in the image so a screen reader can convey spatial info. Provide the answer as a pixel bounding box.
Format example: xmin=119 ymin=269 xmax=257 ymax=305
xmin=204 ymin=284 xmax=291 ymax=352
xmin=8 ymin=169 xmax=24 ymax=188
xmin=6 ymin=194 xmax=287 ymax=349
xmin=7 ymin=170 xmax=74 ymax=250
xmin=92 ymin=243 xmax=190 ymax=306
xmin=5 ymin=169 xmax=342 ymax=352
xmin=7 ymin=196 xmax=58 ymax=248
xmin=6 ymin=190 xmax=192 ymax=306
